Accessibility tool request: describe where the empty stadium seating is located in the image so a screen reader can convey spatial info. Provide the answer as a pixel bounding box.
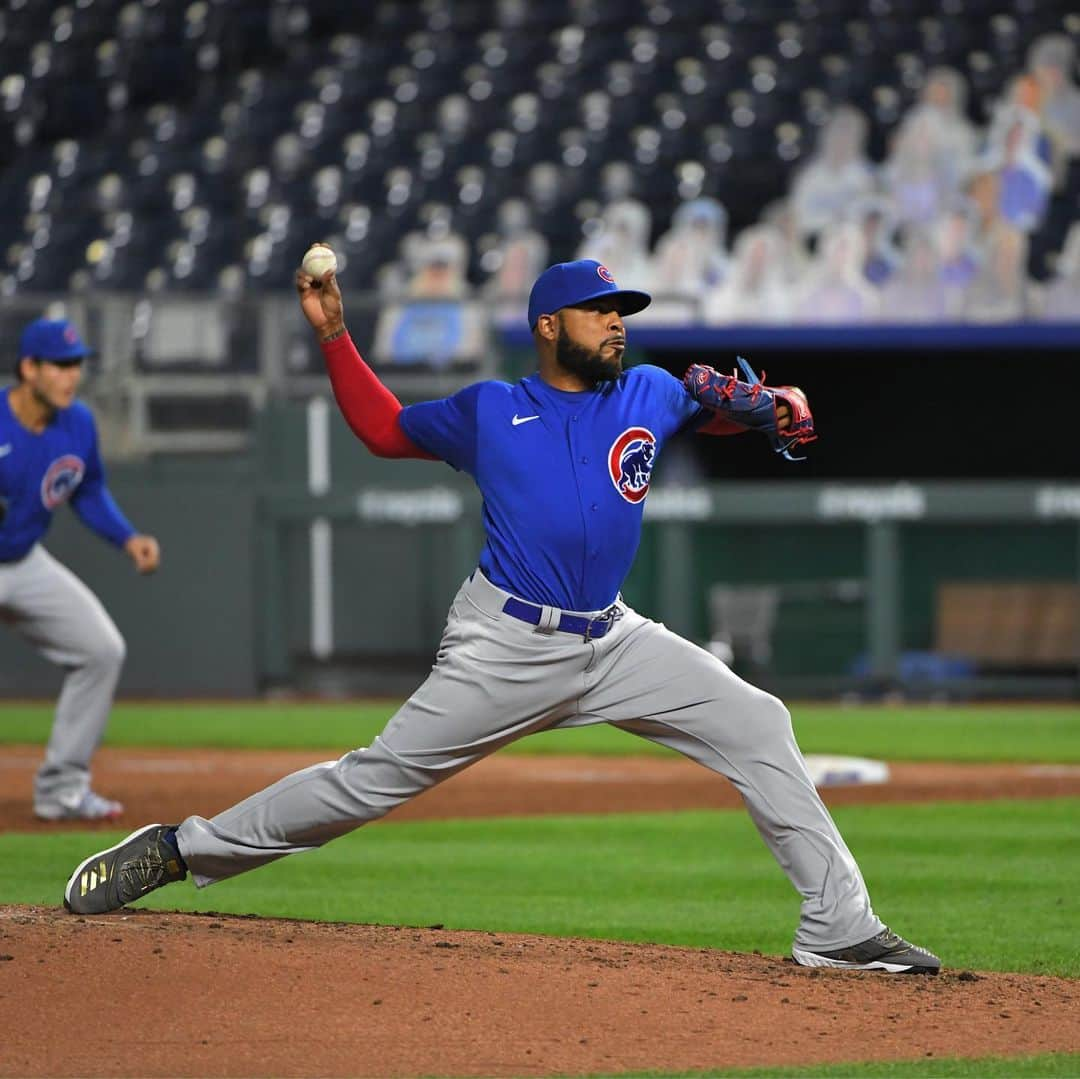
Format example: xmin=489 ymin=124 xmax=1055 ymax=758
xmin=2 ymin=0 xmax=1077 ymax=301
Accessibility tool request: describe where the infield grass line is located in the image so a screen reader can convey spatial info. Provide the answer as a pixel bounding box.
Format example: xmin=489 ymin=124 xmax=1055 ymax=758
xmin=0 ymin=702 xmax=1078 ymax=762
xmin=586 ymin=1050 xmax=1080 ymax=1077
xmin=3 ymin=798 xmax=1076 ymax=977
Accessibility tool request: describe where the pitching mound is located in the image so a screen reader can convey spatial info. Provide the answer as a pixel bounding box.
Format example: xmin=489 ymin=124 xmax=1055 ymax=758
xmin=1 ymin=905 xmax=1077 ymax=1077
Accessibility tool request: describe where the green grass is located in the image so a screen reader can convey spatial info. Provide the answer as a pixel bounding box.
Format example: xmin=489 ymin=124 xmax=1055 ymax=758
xmin=0 ymin=702 xmax=1078 ymax=762
xmin=605 ymin=1052 xmax=1080 ymax=1077
xmin=7 ymin=799 xmax=1077 ymax=977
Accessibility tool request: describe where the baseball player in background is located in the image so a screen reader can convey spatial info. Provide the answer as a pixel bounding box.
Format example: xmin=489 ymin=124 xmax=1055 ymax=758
xmin=64 ymin=256 xmax=939 ymax=974
xmin=2 ymin=318 xmax=160 ymax=821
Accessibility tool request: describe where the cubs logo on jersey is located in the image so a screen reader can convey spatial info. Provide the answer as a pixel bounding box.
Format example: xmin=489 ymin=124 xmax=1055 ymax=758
xmin=608 ymin=426 xmax=657 ymax=504
xmin=41 ymin=455 xmax=85 ymax=509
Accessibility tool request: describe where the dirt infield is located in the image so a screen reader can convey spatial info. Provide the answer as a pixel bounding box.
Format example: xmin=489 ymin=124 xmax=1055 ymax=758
xmin=3 ymin=746 xmax=1079 ymax=1076
xmin=3 ymin=745 xmax=1080 ymax=832
xmin=1 ymin=906 xmax=1078 ymax=1078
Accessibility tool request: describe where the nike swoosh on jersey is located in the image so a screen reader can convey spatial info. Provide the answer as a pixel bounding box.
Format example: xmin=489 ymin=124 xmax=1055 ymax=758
xmin=0 ymin=444 xmax=11 ymax=457
xmin=511 ymin=414 xmax=540 ymax=426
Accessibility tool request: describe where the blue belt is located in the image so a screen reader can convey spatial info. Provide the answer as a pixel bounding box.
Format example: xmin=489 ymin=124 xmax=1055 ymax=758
xmin=501 ymin=596 xmax=622 ymax=641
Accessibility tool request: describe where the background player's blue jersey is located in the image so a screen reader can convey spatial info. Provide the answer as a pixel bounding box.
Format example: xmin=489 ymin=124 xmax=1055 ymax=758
xmin=400 ymin=364 xmax=705 ymax=611
xmin=0 ymin=387 xmax=136 ymax=562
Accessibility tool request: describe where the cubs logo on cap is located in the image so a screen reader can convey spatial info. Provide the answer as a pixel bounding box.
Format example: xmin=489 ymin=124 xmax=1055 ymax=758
xmin=527 ymin=259 xmax=651 ymax=330
xmin=18 ymin=318 xmax=93 ymax=363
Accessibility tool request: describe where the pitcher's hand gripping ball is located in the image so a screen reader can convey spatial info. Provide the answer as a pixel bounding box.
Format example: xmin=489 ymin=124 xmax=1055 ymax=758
xmin=302 ymin=243 xmax=338 ymax=280
xmin=684 ymin=357 xmax=817 ymax=460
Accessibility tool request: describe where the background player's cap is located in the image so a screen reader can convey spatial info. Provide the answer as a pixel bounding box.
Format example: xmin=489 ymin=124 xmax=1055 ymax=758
xmin=527 ymin=259 xmax=651 ymax=331
xmin=18 ymin=317 xmax=93 ymax=363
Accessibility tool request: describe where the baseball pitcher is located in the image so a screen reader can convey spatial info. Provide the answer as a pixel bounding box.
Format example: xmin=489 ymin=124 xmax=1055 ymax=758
xmin=63 ymin=257 xmax=938 ymax=973
xmin=3 ymin=318 xmax=160 ymax=820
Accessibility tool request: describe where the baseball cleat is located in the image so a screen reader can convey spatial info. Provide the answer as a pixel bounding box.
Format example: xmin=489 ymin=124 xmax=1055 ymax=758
xmin=63 ymin=824 xmax=187 ymax=915
xmin=35 ymin=790 xmax=124 ymax=822
xmin=792 ymin=927 xmax=941 ymax=974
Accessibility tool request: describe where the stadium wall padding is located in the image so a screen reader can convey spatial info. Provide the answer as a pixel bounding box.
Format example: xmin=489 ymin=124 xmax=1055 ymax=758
xmin=0 ymin=392 xmax=1076 ymax=696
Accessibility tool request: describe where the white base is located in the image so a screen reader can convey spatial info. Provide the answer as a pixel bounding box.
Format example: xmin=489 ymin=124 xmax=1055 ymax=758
xmin=804 ymin=754 xmax=890 ymax=788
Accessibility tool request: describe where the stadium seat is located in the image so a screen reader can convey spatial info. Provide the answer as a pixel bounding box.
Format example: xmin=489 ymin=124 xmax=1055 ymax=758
xmin=0 ymin=0 xmax=1074 ymax=301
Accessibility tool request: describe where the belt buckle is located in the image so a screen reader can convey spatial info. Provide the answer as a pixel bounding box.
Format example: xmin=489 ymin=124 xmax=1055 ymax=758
xmin=583 ymin=604 xmax=620 ymax=643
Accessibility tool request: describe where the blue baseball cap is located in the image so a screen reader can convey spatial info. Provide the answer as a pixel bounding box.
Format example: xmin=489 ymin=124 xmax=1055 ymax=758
xmin=18 ymin=318 xmax=93 ymax=363
xmin=527 ymin=259 xmax=651 ymax=331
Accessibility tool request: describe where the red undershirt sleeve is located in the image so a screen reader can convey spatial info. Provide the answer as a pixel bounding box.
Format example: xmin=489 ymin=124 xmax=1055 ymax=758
xmin=319 ymin=332 xmax=436 ymax=460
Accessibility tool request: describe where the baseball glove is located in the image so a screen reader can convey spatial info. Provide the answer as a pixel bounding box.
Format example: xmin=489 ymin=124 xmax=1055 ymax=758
xmin=683 ymin=356 xmax=817 ymax=461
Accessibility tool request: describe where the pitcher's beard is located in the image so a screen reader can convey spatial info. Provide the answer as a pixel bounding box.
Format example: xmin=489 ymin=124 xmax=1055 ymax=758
xmin=555 ymin=334 xmax=622 ymax=383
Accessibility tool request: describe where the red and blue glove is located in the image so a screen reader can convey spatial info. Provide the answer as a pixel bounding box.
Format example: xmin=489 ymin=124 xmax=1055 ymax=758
xmin=683 ymin=356 xmax=817 ymax=461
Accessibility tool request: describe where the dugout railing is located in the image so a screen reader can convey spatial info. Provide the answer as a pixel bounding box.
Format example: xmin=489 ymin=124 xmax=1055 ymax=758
xmin=3 ymin=291 xmax=1080 ymax=459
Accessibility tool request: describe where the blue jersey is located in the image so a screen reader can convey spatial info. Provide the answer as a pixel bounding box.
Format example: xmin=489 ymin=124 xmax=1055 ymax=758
xmin=0 ymin=387 xmax=136 ymax=562
xmin=399 ymin=364 xmax=705 ymax=611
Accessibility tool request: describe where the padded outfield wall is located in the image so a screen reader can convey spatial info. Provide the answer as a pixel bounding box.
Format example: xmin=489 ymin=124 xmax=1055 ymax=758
xmin=1 ymin=326 xmax=1078 ymax=698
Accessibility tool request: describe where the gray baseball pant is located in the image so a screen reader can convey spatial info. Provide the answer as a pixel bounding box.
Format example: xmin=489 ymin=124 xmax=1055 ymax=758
xmin=0 ymin=545 xmax=126 ymax=808
xmin=178 ymin=571 xmax=884 ymax=951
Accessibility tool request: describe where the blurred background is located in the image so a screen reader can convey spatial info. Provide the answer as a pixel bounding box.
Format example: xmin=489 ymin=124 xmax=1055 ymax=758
xmin=0 ymin=0 xmax=1078 ymax=701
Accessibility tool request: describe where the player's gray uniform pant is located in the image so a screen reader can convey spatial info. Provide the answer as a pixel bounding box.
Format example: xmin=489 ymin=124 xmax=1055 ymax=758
xmin=0 ymin=545 xmax=126 ymax=807
xmin=178 ymin=571 xmax=884 ymax=952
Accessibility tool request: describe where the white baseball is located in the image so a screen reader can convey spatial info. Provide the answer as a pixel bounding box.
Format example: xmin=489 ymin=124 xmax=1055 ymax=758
xmin=302 ymin=243 xmax=337 ymax=279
